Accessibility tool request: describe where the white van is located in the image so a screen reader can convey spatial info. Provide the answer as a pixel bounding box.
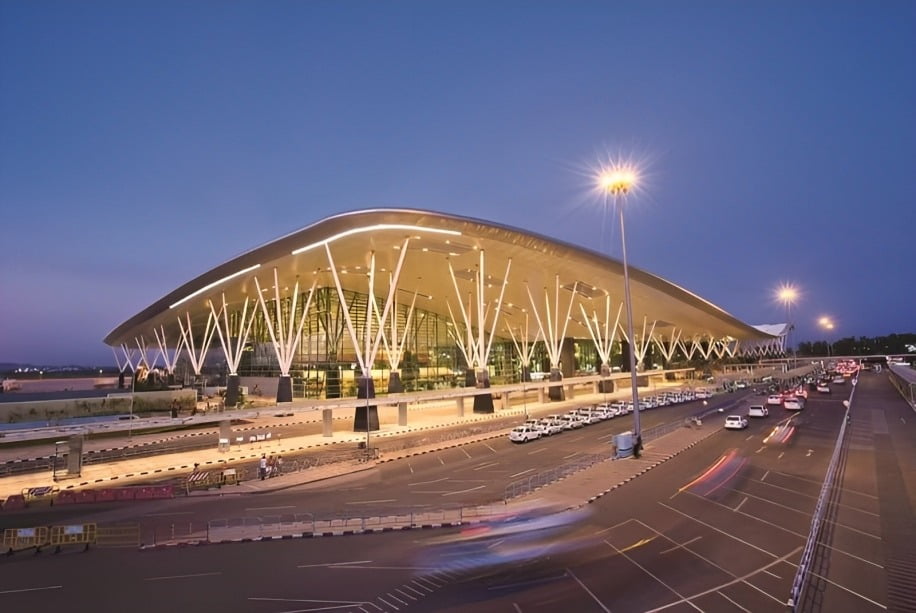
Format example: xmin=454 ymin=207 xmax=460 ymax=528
xmin=748 ymin=405 xmax=769 ymax=418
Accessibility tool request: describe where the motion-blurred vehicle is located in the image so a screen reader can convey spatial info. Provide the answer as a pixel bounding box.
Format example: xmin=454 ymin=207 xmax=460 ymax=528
xmin=816 ymin=383 xmax=831 ymax=393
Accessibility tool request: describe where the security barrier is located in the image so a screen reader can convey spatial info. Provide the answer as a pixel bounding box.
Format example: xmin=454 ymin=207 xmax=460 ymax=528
xmin=3 ymin=526 xmax=50 ymax=554
xmin=49 ymin=524 xmax=97 ymax=553
xmin=2 ymin=494 xmax=27 ymax=511
xmin=95 ymin=523 xmax=141 ymax=548
xmin=22 ymin=486 xmax=59 ymax=505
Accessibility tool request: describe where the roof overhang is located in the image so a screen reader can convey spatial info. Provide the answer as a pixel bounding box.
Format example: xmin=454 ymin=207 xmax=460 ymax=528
xmin=105 ymin=208 xmax=779 ymax=347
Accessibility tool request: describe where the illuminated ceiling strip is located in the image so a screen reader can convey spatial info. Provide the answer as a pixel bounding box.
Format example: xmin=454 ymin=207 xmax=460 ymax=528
xmin=169 ymin=264 xmax=261 ymax=309
xmin=291 ymin=224 xmax=461 ymax=255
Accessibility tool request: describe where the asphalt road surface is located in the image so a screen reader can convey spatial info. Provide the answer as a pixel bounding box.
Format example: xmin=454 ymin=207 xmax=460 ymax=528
xmin=2 ymin=373 xmax=911 ymax=612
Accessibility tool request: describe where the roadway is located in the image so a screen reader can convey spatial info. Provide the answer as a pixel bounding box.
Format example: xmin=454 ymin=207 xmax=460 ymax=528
xmin=2 ymin=372 xmax=910 ymax=612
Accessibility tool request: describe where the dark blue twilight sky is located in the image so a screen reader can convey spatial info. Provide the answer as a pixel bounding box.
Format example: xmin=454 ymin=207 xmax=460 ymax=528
xmin=1 ymin=2 xmax=914 ymax=366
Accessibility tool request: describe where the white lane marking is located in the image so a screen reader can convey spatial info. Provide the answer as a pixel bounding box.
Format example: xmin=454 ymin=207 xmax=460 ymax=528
xmin=145 ymin=572 xmax=222 ymax=581
xmin=377 ymin=595 xmax=399 ymax=610
xmin=718 ymin=591 xmax=752 ymax=612
xmin=409 ymin=477 xmax=448 ymax=486
xmin=594 ymin=517 xmax=636 ymax=535
xmin=409 ymin=580 xmax=432 ymax=593
xmin=527 ymin=447 xmax=548 ymax=455
xmin=244 ymin=505 xmax=295 ymax=512
xmin=387 ymin=592 xmax=408 ymax=605
xmin=442 ymin=485 xmax=485 ymax=497
xmin=658 ymin=502 xmax=778 ymax=558
xmin=806 ymin=449 xmax=813 ymax=457
xmin=345 ymin=499 xmax=396 ymax=505
xmin=807 ymin=569 xmax=888 ymax=609
xmin=755 ymin=446 xmax=766 ymax=454
xmin=643 ymin=546 xmax=801 ymax=612
xmin=815 ymin=540 xmax=884 ymax=568
xmin=509 ymin=468 xmax=535 ymax=478
xmin=763 ymin=569 xmax=781 ymax=579
xmin=484 ymin=443 xmax=497 ymax=453
xmin=778 ymin=452 xmax=785 ymax=459
xmin=395 ymin=587 xmax=418 ymax=601
xmin=459 ymin=447 xmax=472 ymax=459
xmin=144 ymin=511 xmax=195 ymax=517
xmin=562 ymin=452 xmax=580 ymax=459
xmin=0 ymin=586 xmax=62 ymax=595
xmin=604 ymin=541 xmax=702 ymax=611
xmin=513 ymin=603 xmax=523 ymax=612
xmin=437 ymin=455 xmax=445 ymax=465
xmin=761 ymin=470 xmax=770 ymax=482
xmin=249 ymin=596 xmax=369 ymax=605
xmin=684 ymin=491 xmax=805 ymax=539
xmin=659 ymin=536 xmax=701 ymax=554
xmin=733 ymin=497 xmax=748 ymax=513
xmin=770 ymin=470 xmax=879 ymax=499
xmin=408 ymin=463 xmax=414 ymax=474
xmin=752 ymin=479 xmax=880 ymax=517
xmin=744 ymin=435 xmax=754 ymax=441
xmin=297 ymin=560 xmax=372 ymax=568
xmin=473 ymin=461 xmax=500 ymax=471
xmin=633 ymin=518 xmax=784 ymax=606
xmin=565 ymin=568 xmax=611 ymax=613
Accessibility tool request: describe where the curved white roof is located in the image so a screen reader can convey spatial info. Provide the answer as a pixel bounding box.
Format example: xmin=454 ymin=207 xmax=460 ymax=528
xmin=105 ymin=208 xmax=778 ymax=347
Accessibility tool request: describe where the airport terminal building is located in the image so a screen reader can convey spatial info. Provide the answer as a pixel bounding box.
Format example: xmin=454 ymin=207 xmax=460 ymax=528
xmin=104 ymin=209 xmax=786 ymax=407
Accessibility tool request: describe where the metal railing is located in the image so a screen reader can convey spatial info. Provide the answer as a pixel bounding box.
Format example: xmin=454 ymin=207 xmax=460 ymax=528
xmin=787 ymin=379 xmax=857 ymax=611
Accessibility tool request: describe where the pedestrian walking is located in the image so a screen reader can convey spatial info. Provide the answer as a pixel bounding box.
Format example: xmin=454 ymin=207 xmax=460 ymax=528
xmin=259 ymin=454 xmax=267 ymax=480
xmin=276 ymin=455 xmax=284 ymax=476
xmin=267 ymin=455 xmax=276 ymax=478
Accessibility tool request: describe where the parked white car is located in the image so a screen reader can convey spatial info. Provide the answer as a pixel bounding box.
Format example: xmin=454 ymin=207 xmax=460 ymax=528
xmin=558 ymin=413 xmax=585 ymax=429
xmin=509 ymin=425 xmax=541 ymax=443
xmin=695 ymin=388 xmax=711 ymax=399
xmin=537 ymin=418 xmax=564 ymax=435
xmin=725 ymin=415 xmax=749 ymax=430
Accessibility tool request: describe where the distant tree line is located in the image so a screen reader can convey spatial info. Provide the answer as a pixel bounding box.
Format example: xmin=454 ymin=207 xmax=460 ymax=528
xmin=797 ymin=332 xmax=916 ymax=357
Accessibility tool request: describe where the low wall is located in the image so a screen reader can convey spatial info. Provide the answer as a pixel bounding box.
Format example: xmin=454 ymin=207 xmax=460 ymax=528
xmin=0 ymin=389 xmax=197 ymax=425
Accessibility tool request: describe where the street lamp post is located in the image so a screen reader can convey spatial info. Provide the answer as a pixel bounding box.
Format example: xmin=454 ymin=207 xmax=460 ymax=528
xmin=600 ymin=166 xmax=641 ymax=454
xmin=819 ymin=316 xmax=835 ymax=357
xmin=778 ymin=285 xmax=798 ymax=368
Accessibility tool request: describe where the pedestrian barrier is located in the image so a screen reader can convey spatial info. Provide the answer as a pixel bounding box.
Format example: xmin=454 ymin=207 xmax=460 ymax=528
xmin=114 ymin=487 xmax=138 ymax=501
xmin=49 ymin=524 xmax=97 ymax=553
xmin=96 ymin=523 xmax=141 ymax=548
xmin=3 ymin=526 xmax=50 ymax=554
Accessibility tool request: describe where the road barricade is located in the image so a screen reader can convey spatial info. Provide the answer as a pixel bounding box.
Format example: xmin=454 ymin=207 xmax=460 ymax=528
xmin=94 ymin=488 xmax=117 ymax=502
xmin=135 ymin=485 xmax=174 ymax=500
xmin=186 ymin=471 xmax=212 ymax=494
xmin=114 ymin=487 xmax=138 ymax=501
xmin=3 ymin=526 xmax=50 ymax=554
xmin=49 ymin=524 xmax=97 ymax=553
xmin=2 ymin=494 xmax=27 ymax=511
xmin=22 ymin=486 xmax=59 ymax=506
xmin=55 ymin=490 xmax=98 ymax=505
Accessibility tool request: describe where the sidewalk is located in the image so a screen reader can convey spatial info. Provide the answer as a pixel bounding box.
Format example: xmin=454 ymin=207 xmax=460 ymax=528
xmin=2 ymin=387 xmax=654 ymax=500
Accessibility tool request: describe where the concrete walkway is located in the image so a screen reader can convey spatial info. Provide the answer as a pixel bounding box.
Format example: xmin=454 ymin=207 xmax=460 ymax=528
xmin=3 ymin=386 xmax=671 ymax=500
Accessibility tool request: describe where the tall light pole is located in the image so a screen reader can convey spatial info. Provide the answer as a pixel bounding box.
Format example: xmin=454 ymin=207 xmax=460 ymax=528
xmin=819 ymin=316 xmax=835 ymax=357
xmin=777 ymin=285 xmax=798 ymax=368
xmin=600 ymin=166 xmax=641 ymax=453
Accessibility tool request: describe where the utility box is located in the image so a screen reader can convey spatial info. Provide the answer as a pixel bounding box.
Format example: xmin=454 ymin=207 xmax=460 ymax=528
xmin=613 ymin=431 xmax=634 ymax=459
